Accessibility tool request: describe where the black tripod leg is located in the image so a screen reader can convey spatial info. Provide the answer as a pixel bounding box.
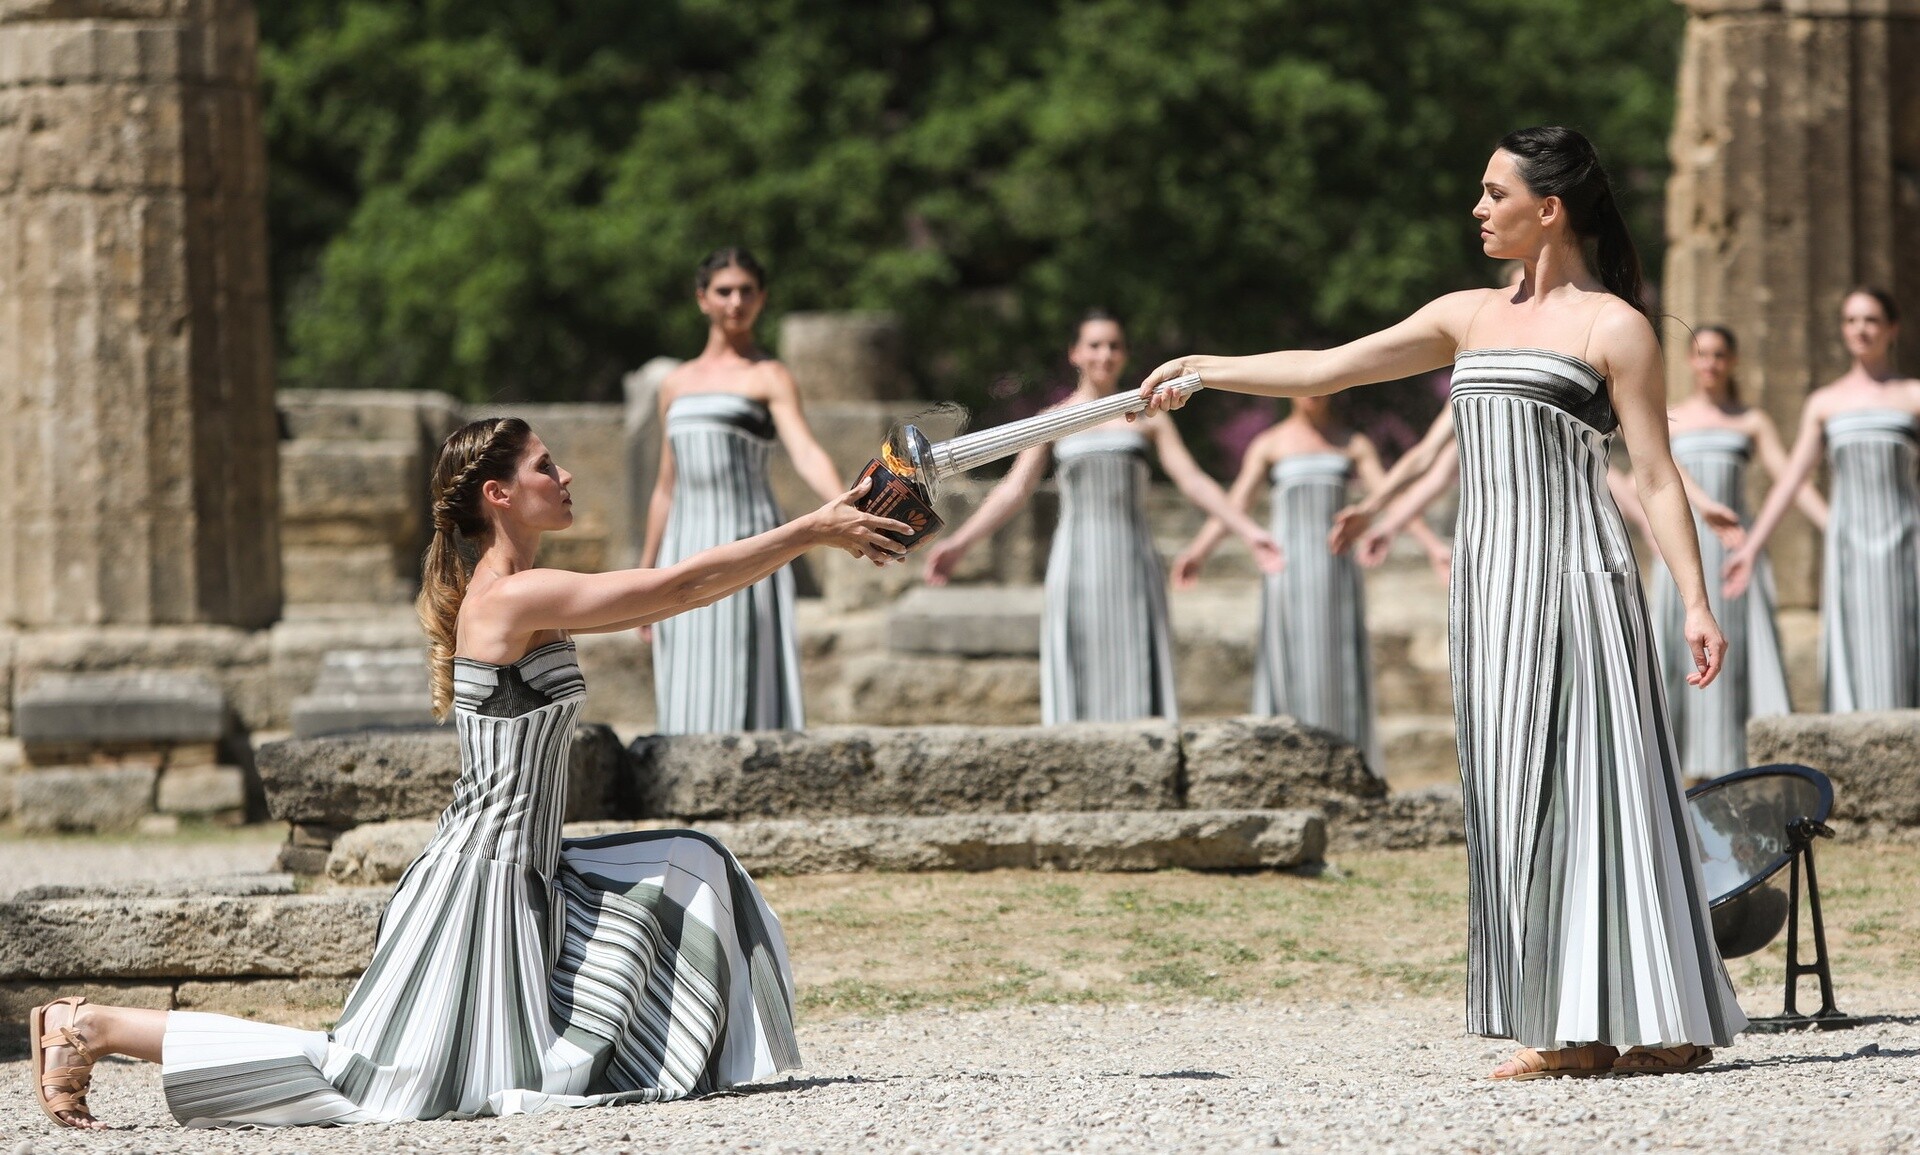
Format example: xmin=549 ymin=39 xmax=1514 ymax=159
xmin=1803 ymin=841 xmax=1840 ymax=1016
xmin=1781 ymin=850 xmax=1803 ymax=1017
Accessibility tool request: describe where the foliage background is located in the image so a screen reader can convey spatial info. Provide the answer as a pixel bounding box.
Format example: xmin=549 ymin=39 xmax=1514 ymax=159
xmin=261 ymin=0 xmax=1685 ymax=459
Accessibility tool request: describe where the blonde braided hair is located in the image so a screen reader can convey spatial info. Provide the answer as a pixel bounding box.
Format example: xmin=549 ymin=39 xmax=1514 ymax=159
xmin=418 ymin=417 xmax=533 ymax=719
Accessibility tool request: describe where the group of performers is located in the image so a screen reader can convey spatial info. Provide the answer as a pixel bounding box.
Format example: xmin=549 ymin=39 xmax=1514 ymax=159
xmin=29 ymin=124 xmax=1920 ymax=1130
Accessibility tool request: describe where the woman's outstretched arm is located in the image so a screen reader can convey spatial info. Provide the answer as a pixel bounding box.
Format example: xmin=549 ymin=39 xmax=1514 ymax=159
xmin=1137 ymin=290 xmax=1482 ymax=404
xmin=498 ymin=482 xmax=908 ymax=636
xmin=1168 ymin=428 xmax=1282 ymax=587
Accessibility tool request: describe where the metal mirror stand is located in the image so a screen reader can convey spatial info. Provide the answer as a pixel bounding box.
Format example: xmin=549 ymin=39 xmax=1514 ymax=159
xmin=1745 ymin=815 xmax=1860 ymax=1033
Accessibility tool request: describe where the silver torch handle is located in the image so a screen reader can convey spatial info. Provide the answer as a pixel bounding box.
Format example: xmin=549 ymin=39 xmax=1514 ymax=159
xmin=927 ymin=373 xmax=1205 ymax=479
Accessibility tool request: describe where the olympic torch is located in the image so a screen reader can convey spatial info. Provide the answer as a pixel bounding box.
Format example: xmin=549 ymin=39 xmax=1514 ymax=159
xmin=852 ymin=373 xmax=1206 ymax=548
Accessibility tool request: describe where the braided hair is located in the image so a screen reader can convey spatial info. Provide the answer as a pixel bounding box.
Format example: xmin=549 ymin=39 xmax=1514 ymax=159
xmin=417 ymin=417 xmax=533 ymax=719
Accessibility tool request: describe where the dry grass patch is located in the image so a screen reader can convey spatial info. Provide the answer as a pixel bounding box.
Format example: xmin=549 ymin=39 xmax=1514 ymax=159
xmin=762 ymin=843 xmax=1920 ymax=1021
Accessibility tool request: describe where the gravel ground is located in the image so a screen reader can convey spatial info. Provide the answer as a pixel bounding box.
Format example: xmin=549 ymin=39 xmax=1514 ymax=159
xmin=4 ymin=833 xmax=1917 ymax=1152
xmin=4 ymin=996 xmax=1917 ymax=1153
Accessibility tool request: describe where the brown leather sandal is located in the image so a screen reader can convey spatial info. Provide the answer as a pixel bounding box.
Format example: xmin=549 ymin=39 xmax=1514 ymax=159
xmin=1490 ymin=1043 xmax=1619 ymax=1081
xmin=29 ymin=996 xmax=98 ymax=1128
xmin=1613 ymin=1044 xmax=1713 ymax=1076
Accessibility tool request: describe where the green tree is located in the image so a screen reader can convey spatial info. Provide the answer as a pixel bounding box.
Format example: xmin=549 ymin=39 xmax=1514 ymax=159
xmin=262 ymin=0 xmax=1684 ymax=425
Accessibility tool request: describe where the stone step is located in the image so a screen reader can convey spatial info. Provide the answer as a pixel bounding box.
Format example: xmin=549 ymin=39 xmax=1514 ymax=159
xmin=628 ymin=716 xmax=1378 ymax=823
xmin=0 ymin=889 xmax=387 ymax=981
xmin=289 ymin=649 xmax=435 ymax=738
xmin=256 ymin=723 xmax=627 ymax=829
xmin=1748 ymin=709 xmax=1920 ymax=834
xmin=327 ymin=809 xmax=1328 ymax=885
xmin=15 ymin=670 xmax=226 ymax=748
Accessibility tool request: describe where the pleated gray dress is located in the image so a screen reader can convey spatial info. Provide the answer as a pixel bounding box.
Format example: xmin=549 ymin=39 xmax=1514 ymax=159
xmin=1449 ymin=348 xmax=1745 ymax=1050
xmin=1650 ymin=428 xmax=1792 ymax=776
xmin=654 ymin=393 xmax=804 ymax=733
xmin=1822 ymin=409 xmax=1920 ymax=711
xmin=159 ymin=641 xmax=800 ymax=1127
xmin=1042 ymin=428 xmax=1177 ymax=724
xmin=1254 ymin=453 xmax=1378 ymax=764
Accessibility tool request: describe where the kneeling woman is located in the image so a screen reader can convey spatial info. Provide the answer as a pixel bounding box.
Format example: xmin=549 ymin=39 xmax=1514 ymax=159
xmin=29 ymin=417 xmax=909 ymax=1129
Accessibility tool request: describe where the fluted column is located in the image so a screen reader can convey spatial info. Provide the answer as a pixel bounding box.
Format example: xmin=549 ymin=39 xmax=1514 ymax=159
xmin=1663 ymin=0 xmax=1920 ymax=607
xmin=0 ymin=0 xmax=280 ymax=627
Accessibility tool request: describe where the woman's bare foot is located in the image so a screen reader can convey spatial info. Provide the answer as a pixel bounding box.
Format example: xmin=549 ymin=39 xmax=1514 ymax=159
xmin=31 ymin=998 xmax=105 ymax=1129
xmin=1489 ymin=1042 xmax=1619 ymax=1080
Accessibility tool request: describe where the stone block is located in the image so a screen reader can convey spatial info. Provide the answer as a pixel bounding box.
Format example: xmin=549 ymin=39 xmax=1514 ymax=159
xmin=1747 ymin=710 xmax=1920 ymax=830
xmin=1325 ymin=785 xmax=1467 ymax=853
xmin=279 ymin=439 xmax=417 ymax=535
xmin=329 ymin=810 xmax=1324 ymax=883
xmin=154 ymin=764 xmax=246 ymax=814
xmin=255 ymin=728 xmax=462 ymax=827
xmin=289 ymin=648 xmax=434 ymax=738
xmin=15 ymin=669 xmax=225 ymax=745
xmin=278 ymin=388 xmax=463 ymax=444
xmin=266 ymin=606 xmax=421 ymax=729
xmin=567 ymin=722 xmax=628 ymax=822
xmin=12 ymin=874 xmax=296 ymax=902
xmin=257 ymin=723 xmax=627 ymax=828
xmin=471 ymin=402 xmax=632 ymax=572
xmin=0 ymin=981 xmax=172 ymax=1056
xmin=13 ymin=764 xmax=156 ymax=831
xmin=0 ymin=892 xmax=385 ymax=980
xmin=11 ymin=624 xmax=271 ymax=732
xmin=166 ymin=741 xmax=219 ymax=768
xmin=1378 ymin=714 xmax=1459 ymax=790
xmin=628 ymin=721 xmax=1181 ymax=821
xmin=574 ymin=628 xmax=653 ymax=731
xmin=1181 ymin=716 xmax=1386 ymax=811
xmin=710 ymin=809 xmax=1327 ymax=875
xmin=172 ymin=978 xmax=356 ymax=1031
xmin=821 ymin=652 xmax=1041 ymax=725
xmin=887 ymin=584 xmax=1043 ymax=657
xmin=778 ymin=311 xmax=915 ymax=402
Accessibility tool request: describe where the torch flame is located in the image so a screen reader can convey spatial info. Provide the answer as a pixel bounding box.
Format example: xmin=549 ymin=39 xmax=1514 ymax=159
xmin=881 ymin=439 xmax=916 ymax=477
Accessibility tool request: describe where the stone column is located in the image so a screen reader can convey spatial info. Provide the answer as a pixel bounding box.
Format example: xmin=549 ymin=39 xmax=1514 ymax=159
xmin=1663 ymin=0 xmax=1920 ymax=609
xmin=0 ymin=0 xmax=280 ymax=627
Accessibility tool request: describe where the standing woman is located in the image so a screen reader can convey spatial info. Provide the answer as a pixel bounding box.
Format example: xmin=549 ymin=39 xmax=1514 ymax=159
xmin=641 ymin=248 xmax=848 ymax=733
xmin=1652 ymin=326 xmax=1815 ymax=774
xmin=921 ymin=311 xmax=1281 ymax=724
xmin=1725 ymin=289 xmax=1920 ymax=711
xmin=27 ymin=418 xmax=908 ymax=1129
xmin=1140 ymin=127 xmax=1745 ymax=1077
xmin=1170 ymin=394 xmax=1445 ymax=764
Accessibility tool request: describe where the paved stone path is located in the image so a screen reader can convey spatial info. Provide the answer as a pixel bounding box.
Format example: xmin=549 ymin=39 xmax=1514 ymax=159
xmin=4 ymin=996 xmax=1915 ymax=1153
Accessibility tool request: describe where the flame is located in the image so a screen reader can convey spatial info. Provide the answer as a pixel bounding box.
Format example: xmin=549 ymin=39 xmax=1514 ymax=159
xmin=881 ymin=439 xmax=916 ymax=476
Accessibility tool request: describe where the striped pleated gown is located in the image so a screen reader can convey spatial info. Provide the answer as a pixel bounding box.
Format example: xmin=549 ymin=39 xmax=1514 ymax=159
xmin=1821 ymin=410 xmax=1920 ymax=711
xmin=160 ymin=641 xmax=801 ymax=1126
xmin=1449 ymin=348 xmax=1745 ymax=1050
xmin=1254 ymin=453 xmax=1378 ymax=764
xmin=1650 ymin=428 xmax=1792 ymax=776
xmin=655 ymin=393 xmax=804 ymax=732
xmin=1042 ymin=428 xmax=1177 ymax=724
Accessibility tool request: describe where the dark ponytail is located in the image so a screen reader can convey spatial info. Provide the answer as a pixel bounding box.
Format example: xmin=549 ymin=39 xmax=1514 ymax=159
xmin=1498 ymin=126 xmax=1648 ymax=322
